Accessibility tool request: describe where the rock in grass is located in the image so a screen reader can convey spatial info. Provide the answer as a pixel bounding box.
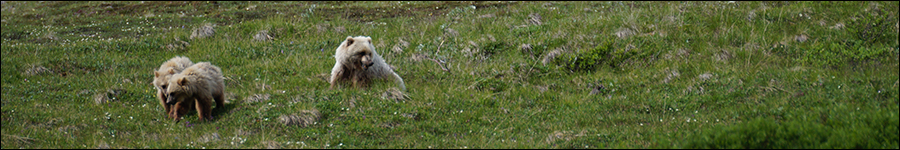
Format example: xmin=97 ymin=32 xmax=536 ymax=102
xmin=253 ymin=30 xmax=274 ymax=42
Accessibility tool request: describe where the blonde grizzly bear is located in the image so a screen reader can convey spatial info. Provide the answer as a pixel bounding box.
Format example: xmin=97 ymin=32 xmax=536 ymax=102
xmin=165 ymin=62 xmax=225 ymax=121
xmin=329 ymin=36 xmax=406 ymax=91
xmin=152 ymin=56 xmax=194 ymax=117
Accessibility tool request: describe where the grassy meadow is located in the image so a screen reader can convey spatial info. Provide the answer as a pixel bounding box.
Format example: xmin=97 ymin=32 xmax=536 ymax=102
xmin=1 ymin=1 xmax=898 ymax=149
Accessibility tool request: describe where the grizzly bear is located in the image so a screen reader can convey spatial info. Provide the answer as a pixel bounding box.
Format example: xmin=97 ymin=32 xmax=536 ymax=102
xmin=328 ymin=36 xmax=406 ymax=91
xmin=152 ymin=56 xmax=194 ymax=117
xmin=165 ymin=62 xmax=225 ymax=121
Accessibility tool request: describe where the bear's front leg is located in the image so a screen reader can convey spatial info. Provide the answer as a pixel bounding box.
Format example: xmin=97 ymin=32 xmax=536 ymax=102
xmin=158 ymin=91 xmax=172 ymax=116
xmin=170 ymin=103 xmax=184 ymax=121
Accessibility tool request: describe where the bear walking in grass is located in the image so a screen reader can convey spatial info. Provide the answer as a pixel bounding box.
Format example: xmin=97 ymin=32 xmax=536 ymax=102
xmin=152 ymin=56 xmax=194 ymax=118
xmin=165 ymin=62 xmax=226 ymax=121
xmin=329 ymin=36 xmax=406 ymax=91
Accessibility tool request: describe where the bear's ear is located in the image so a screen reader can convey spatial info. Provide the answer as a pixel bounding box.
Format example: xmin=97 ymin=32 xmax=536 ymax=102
xmin=154 ymin=71 xmax=160 ymax=77
xmin=177 ymin=78 xmax=188 ymax=86
xmin=366 ymin=37 xmax=372 ymax=42
xmin=345 ymin=36 xmax=355 ymax=46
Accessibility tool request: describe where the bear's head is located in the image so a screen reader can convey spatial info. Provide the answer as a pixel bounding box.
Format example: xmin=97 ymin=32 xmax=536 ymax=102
xmin=165 ymin=73 xmax=193 ymax=105
xmin=153 ymin=68 xmax=177 ymax=92
xmin=340 ymin=36 xmax=376 ymax=70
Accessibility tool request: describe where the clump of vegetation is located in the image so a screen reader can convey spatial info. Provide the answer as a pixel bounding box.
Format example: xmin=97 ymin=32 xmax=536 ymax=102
xmin=669 ymin=110 xmax=899 ymax=149
xmin=555 ymin=38 xmax=636 ymax=72
xmin=848 ymin=9 xmax=896 ymax=45
xmin=480 ymin=41 xmax=510 ymax=57
xmin=787 ymin=8 xmax=899 ymax=67
xmin=474 ymin=77 xmax=507 ymax=93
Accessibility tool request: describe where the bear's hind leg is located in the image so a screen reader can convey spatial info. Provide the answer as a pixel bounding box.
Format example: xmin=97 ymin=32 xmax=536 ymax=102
xmin=195 ymin=95 xmax=214 ymax=121
xmin=213 ymin=89 xmax=225 ymax=109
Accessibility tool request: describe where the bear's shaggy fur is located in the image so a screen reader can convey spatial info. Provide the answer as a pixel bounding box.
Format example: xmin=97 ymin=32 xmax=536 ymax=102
xmin=329 ymin=36 xmax=406 ymax=91
xmin=165 ymin=62 xmax=225 ymax=121
xmin=152 ymin=56 xmax=194 ymax=117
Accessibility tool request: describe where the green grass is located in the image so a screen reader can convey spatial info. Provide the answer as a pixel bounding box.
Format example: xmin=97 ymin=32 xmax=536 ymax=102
xmin=2 ymin=1 xmax=898 ymax=149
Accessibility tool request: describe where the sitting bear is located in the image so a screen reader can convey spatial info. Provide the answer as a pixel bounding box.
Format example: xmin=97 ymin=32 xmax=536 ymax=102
xmin=328 ymin=36 xmax=406 ymax=91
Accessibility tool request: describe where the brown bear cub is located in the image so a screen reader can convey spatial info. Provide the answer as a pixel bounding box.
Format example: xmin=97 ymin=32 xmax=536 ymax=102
xmin=152 ymin=56 xmax=194 ymax=118
xmin=165 ymin=62 xmax=225 ymax=121
xmin=329 ymin=36 xmax=406 ymax=91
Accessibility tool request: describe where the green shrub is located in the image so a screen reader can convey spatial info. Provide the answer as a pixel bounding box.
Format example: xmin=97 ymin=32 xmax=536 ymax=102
xmin=797 ymin=40 xmax=892 ymax=66
xmin=481 ymin=41 xmax=510 ymax=57
xmin=556 ymin=37 xmax=662 ymax=72
xmin=674 ymin=111 xmax=899 ymax=149
xmin=555 ymin=39 xmax=612 ymax=72
xmin=848 ymin=9 xmax=896 ymax=45
xmin=474 ymin=77 xmax=507 ymax=93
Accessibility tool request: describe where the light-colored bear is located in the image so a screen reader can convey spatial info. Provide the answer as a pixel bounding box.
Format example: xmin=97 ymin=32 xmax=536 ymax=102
xmin=329 ymin=36 xmax=406 ymax=91
xmin=165 ymin=62 xmax=225 ymax=121
xmin=152 ymin=56 xmax=194 ymax=117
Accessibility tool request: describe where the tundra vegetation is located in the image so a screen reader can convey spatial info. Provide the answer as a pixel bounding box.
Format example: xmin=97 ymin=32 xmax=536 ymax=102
xmin=1 ymin=1 xmax=897 ymax=149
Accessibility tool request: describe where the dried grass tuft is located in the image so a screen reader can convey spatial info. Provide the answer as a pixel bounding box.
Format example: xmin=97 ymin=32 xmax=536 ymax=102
xmin=278 ymin=109 xmax=321 ymax=127
xmin=190 ymin=23 xmax=216 ymax=39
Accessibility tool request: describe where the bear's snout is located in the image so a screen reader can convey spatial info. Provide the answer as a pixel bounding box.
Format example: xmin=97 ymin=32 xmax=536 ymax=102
xmin=361 ymin=55 xmax=373 ymax=69
xmin=165 ymin=95 xmax=177 ymax=105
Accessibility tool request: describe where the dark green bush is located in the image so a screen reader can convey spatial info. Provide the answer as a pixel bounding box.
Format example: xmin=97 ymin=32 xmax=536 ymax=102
xmin=555 ymin=39 xmax=612 ymax=72
xmin=555 ymin=38 xmax=660 ymax=72
xmin=474 ymin=77 xmax=507 ymax=93
xmin=481 ymin=41 xmax=510 ymax=57
xmin=848 ymin=9 xmax=896 ymax=45
xmin=675 ymin=110 xmax=899 ymax=149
